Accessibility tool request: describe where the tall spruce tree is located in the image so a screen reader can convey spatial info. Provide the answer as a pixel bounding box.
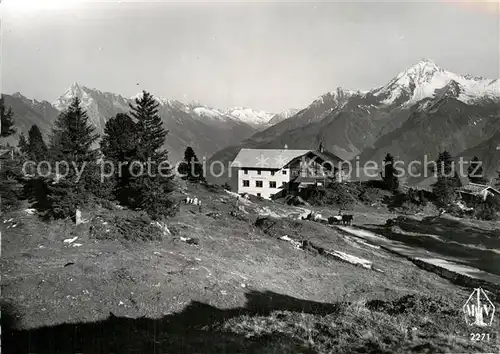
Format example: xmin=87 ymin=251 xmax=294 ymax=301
xmin=17 ymin=133 xmax=29 ymax=155
xmin=50 ymin=97 xmax=99 ymax=164
xmin=432 ymin=150 xmax=461 ymax=206
xmin=126 ymin=91 xmax=174 ymax=217
xmin=46 ymin=97 xmax=100 ymax=219
xmin=28 ymin=125 xmax=49 ymax=162
xmin=495 ymin=171 xmax=500 ymax=189
xmin=0 ymin=100 xmax=21 ymax=212
xmin=0 ymin=95 xmax=15 ymax=137
xmin=467 ymin=156 xmax=488 ymax=184
xmin=129 ymin=91 xmax=168 ymax=162
xmin=382 ymin=153 xmax=399 ymax=191
xmin=178 ymin=146 xmax=204 ymax=181
xmin=101 ymin=113 xmax=138 ymax=203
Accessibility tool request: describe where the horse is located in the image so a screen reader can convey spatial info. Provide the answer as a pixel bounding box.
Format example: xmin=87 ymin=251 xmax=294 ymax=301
xmin=342 ymin=215 xmax=354 ymax=226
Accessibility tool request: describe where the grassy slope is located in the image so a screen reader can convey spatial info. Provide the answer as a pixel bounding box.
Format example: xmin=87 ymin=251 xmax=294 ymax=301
xmin=2 ymin=184 xmax=499 ymax=353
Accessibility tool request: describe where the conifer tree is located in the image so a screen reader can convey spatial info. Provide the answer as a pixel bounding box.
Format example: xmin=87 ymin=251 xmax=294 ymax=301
xmin=467 ymin=156 xmax=487 ymax=184
xmin=432 ymin=150 xmax=461 ymax=206
xmin=0 ymin=100 xmax=21 ymax=212
xmin=101 ymin=113 xmax=138 ymax=203
xmin=0 ymin=95 xmax=15 ymax=137
xmin=46 ymin=97 xmax=100 ymax=219
xmin=28 ymin=124 xmax=49 ymax=162
xmin=382 ymin=153 xmax=399 ymax=191
xmin=50 ymin=97 xmax=99 ymax=164
xmin=17 ymin=133 xmax=29 ymax=155
xmin=126 ymin=91 xmax=174 ymax=217
xmin=129 ymin=91 xmax=168 ymax=162
xmin=178 ymin=146 xmax=204 ymax=181
xmin=495 ymin=171 xmax=500 ymax=189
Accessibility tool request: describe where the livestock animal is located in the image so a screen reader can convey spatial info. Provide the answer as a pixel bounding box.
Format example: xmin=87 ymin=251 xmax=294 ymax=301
xmin=342 ymin=214 xmax=354 ymax=226
xmin=185 ymin=197 xmax=192 ymax=204
xmin=328 ymin=215 xmax=342 ymax=225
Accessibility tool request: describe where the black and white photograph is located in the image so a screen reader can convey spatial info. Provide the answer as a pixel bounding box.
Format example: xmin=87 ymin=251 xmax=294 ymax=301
xmin=0 ymin=0 xmax=499 ymax=353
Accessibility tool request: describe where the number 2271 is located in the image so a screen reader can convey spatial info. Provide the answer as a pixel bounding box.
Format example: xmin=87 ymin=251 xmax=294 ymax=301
xmin=470 ymin=333 xmax=491 ymax=342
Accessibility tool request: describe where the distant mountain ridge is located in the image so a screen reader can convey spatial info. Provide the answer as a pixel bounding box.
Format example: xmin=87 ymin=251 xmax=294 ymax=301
xmin=208 ymin=59 xmax=500 ymax=184
xmin=4 ymin=84 xmax=300 ymax=162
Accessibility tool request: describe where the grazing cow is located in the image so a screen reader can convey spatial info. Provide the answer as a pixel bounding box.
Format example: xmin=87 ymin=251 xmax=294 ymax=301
xmin=342 ymin=215 xmax=354 ymax=226
xmin=328 ymin=215 xmax=342 ymax=225
xmin=185 ymin=197 xmax=191 ymax=204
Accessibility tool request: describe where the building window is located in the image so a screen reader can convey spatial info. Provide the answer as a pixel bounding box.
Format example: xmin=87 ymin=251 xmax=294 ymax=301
xmin=243 ymin=180 xmax=249 ymax=187
xmin=256 ymin=181 xmax=263 ymax=188
xmin=269 ymin=181 xmax=277 ymax=188
xmin=243 ymin=169 xmax=248 ymax=175
xmin=257 ymin=170 xmax=261 ymax=175
xmin=271 ymin=171 xmax=275 ymax=176
xmin=257 ymin=193 xmax=261 ymax=197
xmin=282 ymin=170 xmax=287 ymax=175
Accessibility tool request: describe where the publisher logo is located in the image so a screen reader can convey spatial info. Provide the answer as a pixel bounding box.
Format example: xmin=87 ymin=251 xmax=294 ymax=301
xmin=463 ymin=288 xmax=495 ymax=327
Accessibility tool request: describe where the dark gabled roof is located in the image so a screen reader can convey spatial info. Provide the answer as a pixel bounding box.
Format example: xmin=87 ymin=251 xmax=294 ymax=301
xmin=293 ymin=176 xmax=334 ymax=183
xmin=284 ymin=150 xmax=345 ymax=170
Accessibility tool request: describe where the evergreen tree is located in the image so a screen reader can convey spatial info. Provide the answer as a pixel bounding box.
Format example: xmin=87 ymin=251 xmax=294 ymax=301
xmin=0 ymin=101 xmax=21 ymax=212
xmin=101 ymin=113 xmax=138 ymax=203
xmin=50 ymin=97 xmax=99 ymax=164
xmin=432 ymin=150 xmax=461 ymax=206
xmin=467 ymin=156 xmax=487 ymax=184
xmin=495 ymin=171 xmax=500 ymax=189
xmin=126 ymin=91 xmax=174 ymax=217
xmin=45 ymin=97 xmax=100 ymax=219
xmin=178 ymin=146 xmax=205 ymax=181
xmin=129 ymin=91 xmax=168 ymax=162
xmin=17 ymin=133 xmax=29 ymax=155
xmin=0 ymin=95 xmax=15 ymax=137
xmin=382 ymin=153 xmax=399 ymax=191
xmin=28 ymin=125 xmax=49 ymax=162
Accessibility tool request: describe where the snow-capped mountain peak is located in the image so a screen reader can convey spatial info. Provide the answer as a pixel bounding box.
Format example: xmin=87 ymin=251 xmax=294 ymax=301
xmin=223 ymin=107 xmax=275 ymax=126
xmin=53 ymin=83 xmax=130 ymax=131
xmin=371 ymin=59 xmax=499 ymax=106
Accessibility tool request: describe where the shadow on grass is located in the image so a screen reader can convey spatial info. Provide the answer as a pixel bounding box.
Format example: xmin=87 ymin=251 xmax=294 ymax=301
xmin=2 ymin=290 xmax=342 ymax=354
xmin=361 ymin=216 xmax=500 ymax=277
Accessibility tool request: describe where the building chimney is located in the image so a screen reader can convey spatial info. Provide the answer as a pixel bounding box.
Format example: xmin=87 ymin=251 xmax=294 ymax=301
xmin=319 ymin=141 xmax=324 ymax=153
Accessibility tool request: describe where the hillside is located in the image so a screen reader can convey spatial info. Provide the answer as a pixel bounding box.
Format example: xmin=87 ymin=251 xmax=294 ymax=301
xmin=1 ymin=93 xmax=58 ymax=147
xmin=459 ymin=130 xmax=500 ymax=179
xmin=359 ymin=90 xmax=500 ymax=182
xmin=2 ymin=183 xmax=499 ymax=353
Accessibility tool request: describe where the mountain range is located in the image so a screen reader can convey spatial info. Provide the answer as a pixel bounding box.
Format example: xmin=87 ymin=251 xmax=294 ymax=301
xmin=2 ymin=83 xmax=297 ymax=162
xmin=3 ymin=59 xmax=499 ymax=185
xmin=209 ymin=59 xmax=500 ymax=184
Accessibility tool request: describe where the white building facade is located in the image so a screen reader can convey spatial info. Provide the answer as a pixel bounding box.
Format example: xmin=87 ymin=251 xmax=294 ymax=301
xmin=230 ymin=148 xmax=309 ymax=199
xmin=237 ymin=167 xmax=292 ymax=199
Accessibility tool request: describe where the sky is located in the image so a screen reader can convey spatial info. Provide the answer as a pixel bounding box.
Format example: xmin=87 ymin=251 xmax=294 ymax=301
xmin=1 ymin=0 xmax=499 ymax=112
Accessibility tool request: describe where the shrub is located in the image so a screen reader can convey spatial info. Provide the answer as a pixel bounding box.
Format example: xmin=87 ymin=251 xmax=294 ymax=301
xmin=90 ymin=211 xmax=164 ymax=242
xmin=45 ymin=180 xmax=92 ymax=220
xmin=473 ymin=195 xmax=500 ymax=221
xmin=81 ymin=162 xmax=116 ymax=201
xmin=358 ymin=187 xmax=385 ymax=205
xmin=138 ymin=178 xmax=177 ymax=220
xmin=0 ymin=159 xmax=24 ymax=213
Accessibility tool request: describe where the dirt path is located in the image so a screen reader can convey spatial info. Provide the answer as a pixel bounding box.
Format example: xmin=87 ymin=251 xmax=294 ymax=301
xmin=336 ymin=225 xmax=500 ymax=295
